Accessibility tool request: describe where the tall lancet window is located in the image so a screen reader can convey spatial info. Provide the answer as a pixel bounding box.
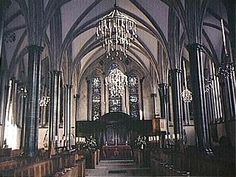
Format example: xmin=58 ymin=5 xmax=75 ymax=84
xmin=108 ymin=63 xmax=122 ymax=112
xmin=91 ymin=77 xmax=101 ymax=120
xmin=128 ymin=74 xmax=140 ymax=119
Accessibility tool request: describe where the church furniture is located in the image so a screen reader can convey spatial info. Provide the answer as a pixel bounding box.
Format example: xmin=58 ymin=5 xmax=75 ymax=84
xmin=101 ymin=145 xmax=132 ymax=160
xmin=84 ymin=149 xmax=100 ymax=169
xmin=150 ymin=147 xmax=235 ymax=176
xmin=133 ymin=149 xmax=150 ymax=167
xmin=0 ymin=151 xmax=85 ymax=177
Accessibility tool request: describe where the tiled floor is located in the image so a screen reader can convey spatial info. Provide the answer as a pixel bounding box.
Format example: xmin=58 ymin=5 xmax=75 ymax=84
xmin=85 ymin=160 xmax=155 ymax=177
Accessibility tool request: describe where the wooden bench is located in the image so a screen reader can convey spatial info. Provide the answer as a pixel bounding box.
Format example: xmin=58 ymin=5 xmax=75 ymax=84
xmin=0 ymin=151 xmax=85 ymax=177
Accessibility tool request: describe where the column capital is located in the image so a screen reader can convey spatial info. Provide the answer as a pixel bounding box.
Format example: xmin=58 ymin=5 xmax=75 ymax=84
xmin=186 ymin=43 xmax=205 ymax=52
xmin=64 ymin=84 xmax=72 ymax=89
xmin=50 ymin=70 xmax=61 ymax=75
xmin=27 ymin=45 xmax=44 ymax=53
xmin=158 ymin=83 xmax=169 ymax=88
xmin=170 ymin=68 xmax=182 ymax=73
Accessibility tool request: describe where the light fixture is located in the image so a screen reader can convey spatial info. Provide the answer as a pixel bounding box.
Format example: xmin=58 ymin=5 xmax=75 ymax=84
xmin=204 ymin=77 xmax=213 ymax=93
xmin=217 ymin=16 xmax=235 ymax=78
xmin=39 ymin=96 xmax=50 ymax=106
xmin=182 ymin=89 xmax=192 ymax=102
xmin=105 ymin=67 xmax=128 ymax=97
xmin=96 ymin=2 xmax=137 ymax=59
xmin=217 ymin=62 xmax=234 ymax=78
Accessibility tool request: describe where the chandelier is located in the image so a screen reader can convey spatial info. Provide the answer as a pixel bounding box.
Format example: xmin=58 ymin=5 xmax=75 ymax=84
xmin=216 ymin=19 xmax=235 ymax=78
xmin=217 ymin=62 xmax=235 ymax=78
xmin=182 ymin=89 xmax=192 ymax=103
xmin=105 ymin=68 xmax=128 ymax=97
xmin=39 ymin=96 xmax=50 ymax=107
xmin=96 ymin=5 xmax=137 ymax=58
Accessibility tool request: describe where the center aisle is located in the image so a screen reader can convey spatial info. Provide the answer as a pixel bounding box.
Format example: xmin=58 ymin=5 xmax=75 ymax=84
xmin=85 ymin=160 xmax=155 ymax=177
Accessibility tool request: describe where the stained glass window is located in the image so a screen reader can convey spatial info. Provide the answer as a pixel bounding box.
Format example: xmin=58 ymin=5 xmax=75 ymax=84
xmin=108 ymin=63 xmax=122 ymax=112
xmin=91 ymin=77 xmax=101 ymax=120
xmin=109 ymin=96 xmax=122 ymax=112
xmin=128 ymin=74 xmax=140 ymax=119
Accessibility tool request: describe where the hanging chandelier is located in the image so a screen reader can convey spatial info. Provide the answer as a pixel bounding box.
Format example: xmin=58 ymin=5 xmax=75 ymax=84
xmin=105 ymin=68 xmax=128 ymax=97
xmin=39 ymin=96 xmax=50 ymax=107
xmin=96 ymin=5 xmax=137 ymax=58
xmin=182 ymin=89 xmax=192 ymax=103
xmin=216 ymin=19 xmax=235 ymax=78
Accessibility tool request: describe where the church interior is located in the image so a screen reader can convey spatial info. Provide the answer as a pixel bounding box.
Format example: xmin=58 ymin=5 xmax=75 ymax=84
xmin=0 ymin=0 xmax=235 ymax=176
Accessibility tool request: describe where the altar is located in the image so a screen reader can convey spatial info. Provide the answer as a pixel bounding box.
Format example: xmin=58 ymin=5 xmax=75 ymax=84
xmin=101 ymin=145 xmax=132 ymax=160
xmin=76 ymin=112 xmax=153 ymax=160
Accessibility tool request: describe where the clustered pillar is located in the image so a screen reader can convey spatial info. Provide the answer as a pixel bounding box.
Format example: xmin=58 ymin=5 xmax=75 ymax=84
xmin=64 ymin=84 xmax=72 ymax=149
xmin=187 ymin=43 xmax=211 ymax=152
xmin=49 ymin=71 xmax=61 ymax=151
xmin=170 ymin=69 xmax=184 ymax=142
xmin=24 ymin=45 xmax=43 ymax=157
xmin=158 ymin=83 xmax=169 ymax=121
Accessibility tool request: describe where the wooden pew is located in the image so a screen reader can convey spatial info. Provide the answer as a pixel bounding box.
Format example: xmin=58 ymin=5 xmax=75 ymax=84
xmin=0 ymin=151 xmax=86 ymax=177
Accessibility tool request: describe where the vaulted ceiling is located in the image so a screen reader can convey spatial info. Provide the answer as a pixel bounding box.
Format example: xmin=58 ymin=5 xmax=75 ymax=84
xmin=2 ymin=0 xmax=233 ymax=84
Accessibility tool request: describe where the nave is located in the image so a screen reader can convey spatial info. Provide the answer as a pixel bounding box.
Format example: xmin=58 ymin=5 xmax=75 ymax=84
xmin=0 ymin=0 xmax=235 ymax=176
xmin=86 ymin=160 xmax=154 ymax=177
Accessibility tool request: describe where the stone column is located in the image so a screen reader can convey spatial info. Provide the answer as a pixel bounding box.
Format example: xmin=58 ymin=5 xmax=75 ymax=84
xmin=86 ymin=79 xmax=90 ymax=120
xmin=24 ymin=45 xmax=43 ymax=157
xmin=74 ymin=94 xmax=80 ymax=120
xmin=0 ymin=1 xmax=11 ymax=136
xmin=48 ymin=71 xmax=61 ymax=151
xmin=3 ymin=79 xmax=13 ymax=146
xmin=64 ymin=84 xmax=72 ymax=149
xmin=20 ymin=88 xmax=27 ymax=149
xmin=170 ymin=69 xmax=184 ymax=141
xmin=158 ymin=83 xmax=170 ymax=147
xmin=140 ymin=78 xmax=145 ymax=120
xmin=151 ymin=93 xmax=157 ymax=117
xmin=220 ymin=71 xmax=236 ymax=121
xmin=187 ymin=43 xmax=211 ymax=152
xmin=218 ymin=66 xmax=236 ymax=144
xmin=158 ymin=83 xmax=169 ymax=120
xmin=124 ymin=85 xmax=129 ymax=114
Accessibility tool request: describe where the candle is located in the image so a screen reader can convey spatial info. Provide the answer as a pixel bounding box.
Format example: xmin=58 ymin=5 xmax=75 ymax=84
xmin=76 ymin=137 xmax=78 ymax=142
xmin=156 ymin=136 xmax=159 ymax=141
